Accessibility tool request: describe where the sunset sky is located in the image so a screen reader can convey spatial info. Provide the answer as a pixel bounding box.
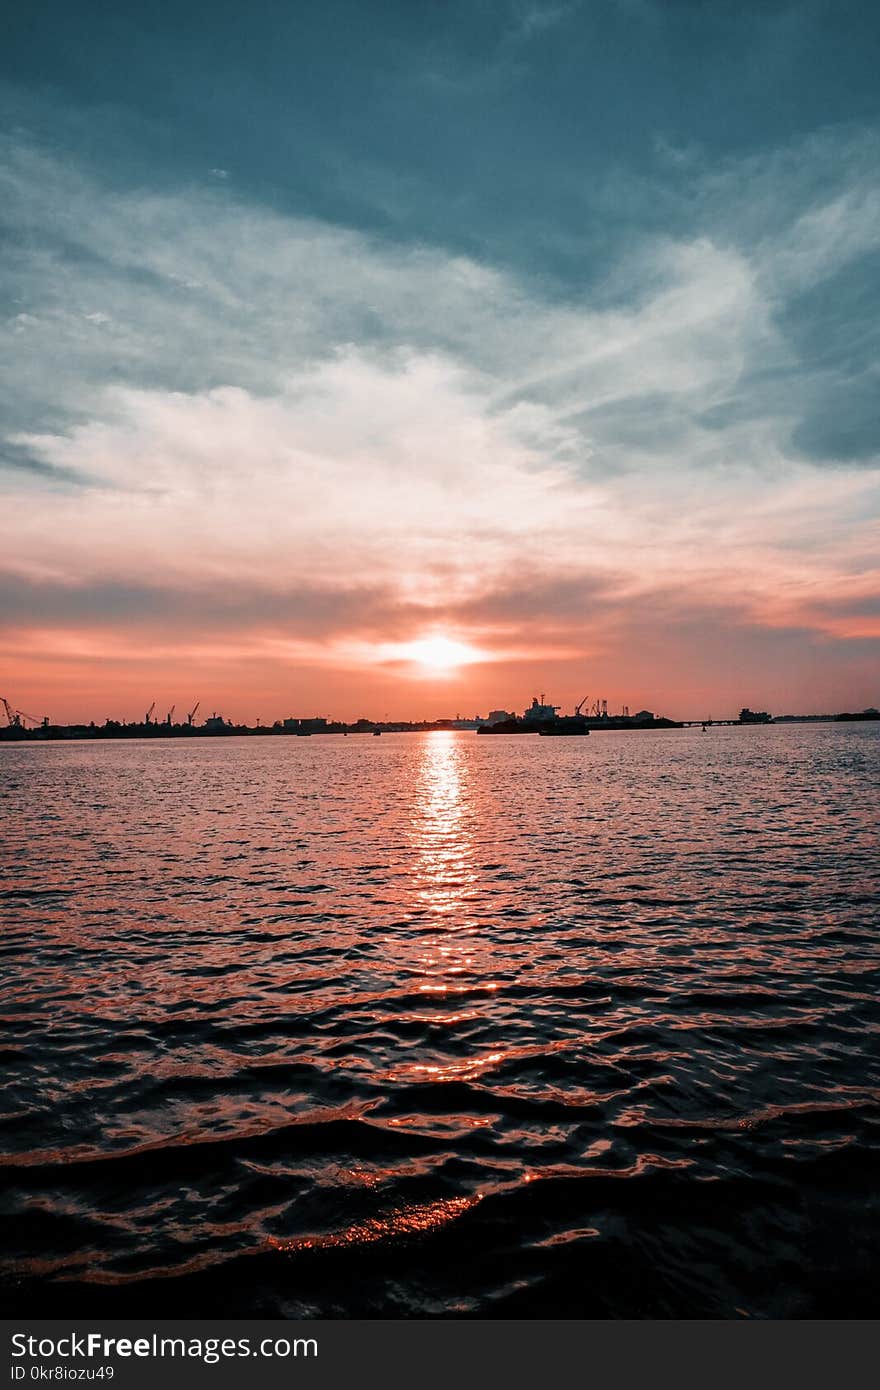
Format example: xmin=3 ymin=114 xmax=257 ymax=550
xmin=3 ymin=0 xmax=879 ymax=722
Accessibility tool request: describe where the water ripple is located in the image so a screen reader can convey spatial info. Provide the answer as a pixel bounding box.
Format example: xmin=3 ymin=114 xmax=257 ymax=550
xmin=1 ymin=724 xmax=878 ymax=1316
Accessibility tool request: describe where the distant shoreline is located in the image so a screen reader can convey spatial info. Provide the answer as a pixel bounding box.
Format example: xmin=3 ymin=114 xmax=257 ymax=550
xmin=2 ymin=712 xmax=878 ymax=744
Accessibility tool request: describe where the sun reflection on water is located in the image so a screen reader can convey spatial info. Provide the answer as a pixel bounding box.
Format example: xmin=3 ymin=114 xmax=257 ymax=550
xmin=413 ymin=730 xmax=475 ymax=921
xmin=410 ymin=731 xmax=480 ymax=1001
xmin=387 ymin=732 xmax=511 ymax=1083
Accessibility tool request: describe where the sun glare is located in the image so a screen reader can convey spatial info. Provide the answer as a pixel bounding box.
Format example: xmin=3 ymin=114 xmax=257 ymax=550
xmin=405 ymin=636 xmax=481 ymax=675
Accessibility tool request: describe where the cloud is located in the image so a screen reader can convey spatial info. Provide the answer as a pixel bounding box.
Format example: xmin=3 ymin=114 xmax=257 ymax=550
xmin=506 ymin=1 xmax=580 ymax=45
xmin=1 ymin=116 xmax=879 ymax=714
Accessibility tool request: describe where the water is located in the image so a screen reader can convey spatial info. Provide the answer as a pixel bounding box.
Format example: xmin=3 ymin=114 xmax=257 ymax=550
xmin=2 ymin=725 xmax=879 ymax=1318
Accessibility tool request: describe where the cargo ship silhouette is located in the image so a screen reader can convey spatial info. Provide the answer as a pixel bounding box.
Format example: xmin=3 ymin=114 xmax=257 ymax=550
xmin=477 ymin=696 xmax=681 ymax=734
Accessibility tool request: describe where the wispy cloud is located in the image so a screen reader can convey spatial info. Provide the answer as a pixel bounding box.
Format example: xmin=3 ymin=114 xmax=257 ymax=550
xmin=1 ymin=112 xmax=879 ymax=716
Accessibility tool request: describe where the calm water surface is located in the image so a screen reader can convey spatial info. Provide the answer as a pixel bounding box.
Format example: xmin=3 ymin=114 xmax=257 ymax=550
xmin=2 ymin=726 xmax=879 ymax=1317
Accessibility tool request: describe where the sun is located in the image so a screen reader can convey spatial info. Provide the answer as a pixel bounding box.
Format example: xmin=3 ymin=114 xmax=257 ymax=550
xmin=404 ymin=636 xmax=482 ymax=675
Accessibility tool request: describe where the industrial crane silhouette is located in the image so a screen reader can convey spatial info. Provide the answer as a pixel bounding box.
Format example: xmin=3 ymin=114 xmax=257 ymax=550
xmin=2 ymin=697 xmax=47 ymax=728
xmin=187 ymin=702 xmax=200 ymax=726
xmin=144 ymin=702 xmax=156 ymax=725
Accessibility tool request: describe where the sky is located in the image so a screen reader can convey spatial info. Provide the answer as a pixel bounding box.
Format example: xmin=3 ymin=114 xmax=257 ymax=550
xmin=2 ymin=0 xmax=879 ymax=723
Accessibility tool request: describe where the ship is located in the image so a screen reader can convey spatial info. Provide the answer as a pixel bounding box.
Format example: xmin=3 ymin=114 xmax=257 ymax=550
xmin=477 ymin=695 xmax=554 ymax=734
xmin=739 ymin=708 xmax=772 ymax=724
xmin=478 ymin=696 xmax=590 ymax=735
xmin=537 ymin=715 xmax=590 ymax=736
xmin=477 ymin=694 xmax=682 ymax=734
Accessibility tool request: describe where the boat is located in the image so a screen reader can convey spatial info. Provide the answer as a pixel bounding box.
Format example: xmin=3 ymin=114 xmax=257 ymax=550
xmin=538 ymin=716 xmax=590 ymax=736
xmin=478 ymin=695 xmax=591 ymax=736
xmin=373 ymin=728 xmax=382 ymax=736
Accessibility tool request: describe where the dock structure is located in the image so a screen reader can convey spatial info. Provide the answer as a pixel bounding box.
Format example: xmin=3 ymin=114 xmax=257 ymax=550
xmin=681 ymin=719 xmax=740 ymax=727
